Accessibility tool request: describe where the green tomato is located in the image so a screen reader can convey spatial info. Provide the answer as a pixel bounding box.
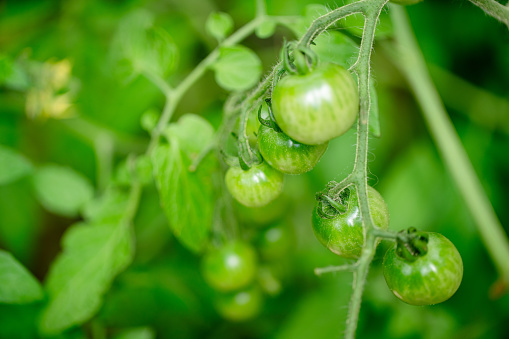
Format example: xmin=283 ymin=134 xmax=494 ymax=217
xmin=225 ymin=162 xmax=284 ymax=207
xmin=256 ymin=222 xmax=293 ymax=260
xmin=271 ymin=63 xmax=358 ymax=145
xmin=312 ymin=185 xmax=389 ymax=259
xmin=215 ymin=285 xmax=263 ymax=321
xmin=383 ymin=232 xmax=463 ymax=306
xmin=257 ymin=125 xmax=328 ymax=175
xmin=201 ymin=241 xmax=258 ymax=292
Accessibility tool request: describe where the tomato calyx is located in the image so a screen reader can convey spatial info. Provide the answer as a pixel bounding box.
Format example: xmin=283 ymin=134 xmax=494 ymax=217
xmin=258 ymin=99 xmax=282 ymax=133
xmin=315 ymin=182 xmax=351 ymax=219
xmin=282 ymin=41 xmax=318 ymax=76
xmin=395 ymin=227 xmax=429 ymax=262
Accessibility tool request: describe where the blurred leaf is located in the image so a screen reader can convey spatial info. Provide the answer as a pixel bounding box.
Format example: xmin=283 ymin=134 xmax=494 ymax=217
xmin=255 ymin=19 xmax=277 ymax=39
xmin=83 ymin=188 xmax=129 ymax=223
xmin=0 ymin=250 xmax=43 ymax=304
xmin=369 ymin=81 xmax=381 ymax=138
xmin=211 ymin=45 xmax=262 ymax=91
xmin=39 ymin=219 xmax=134 ymax=334
xmin=33 ymin=165 xmax=94 ymax=217
xmin=0 ymin=145 xmax=32 ymax=185
xmin=0 ymin=54 xmax=30 ymax=91
xmin=205 ymin=12 xmax=234 ymax=42
xmin=0 ymin=179 xmax=39 ymax=264
xmin=275 ymin=280 xmax=351 ymax=339
xmin=312 ymin=31 xmax=359 ymax=69
xmin=111 ymin=10 xmax=179 ymax=80
xmin=152 ymin=114 xmax=217 ymax=252
xmin=113 ymin=327 xmax=155 ymax=339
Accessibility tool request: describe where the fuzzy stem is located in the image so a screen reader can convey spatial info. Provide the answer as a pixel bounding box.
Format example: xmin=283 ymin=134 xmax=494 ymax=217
xmin=467 ymin=0 xmax=509 ymax=29
xmin=342 ymin=2 xmax=388 ymax=338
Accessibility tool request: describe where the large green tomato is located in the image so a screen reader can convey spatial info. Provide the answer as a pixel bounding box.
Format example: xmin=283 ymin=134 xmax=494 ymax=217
xmin=271 ymin=63 xmax=358 ymax=145
xmin=215 ymin=286 xmax=263 ymax=321
xmin=257 ymin=125 xmax=328 ymax=175
xmin=201 ymin=241 xmax=258 ymax=292
xmin=312 ymin=185 xmax=389 ymax=259
xmin=225 ymin=162 xmax=284 ymax=207
xmin=383 ymin=232 xmax=463 ymax=306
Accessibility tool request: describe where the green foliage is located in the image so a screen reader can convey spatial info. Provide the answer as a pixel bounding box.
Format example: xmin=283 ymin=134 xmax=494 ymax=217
xmin=206 ymin=12 xmax=234 ymax=41
xmin=0 ymin=250 xmax=43 ymax=304
xmin=32 ymin=165 xmax=94 ymax=217
xmin=0 ymin=145 xmax=32 ymax=185
xmin=111 ymin=10 xmax=179 ymax=81
xmin=152 ymin=114 xmax=217 ymax=252
xmin=39 ymin=218 xmax=134 ymax=334
xmin=211 ymin=45 xmax=262 ymax=91
xmin=0 ymin=0 xmax=508 ymax=338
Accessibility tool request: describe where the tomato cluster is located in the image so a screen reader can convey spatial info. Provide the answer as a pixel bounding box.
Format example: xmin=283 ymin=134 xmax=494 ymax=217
xmin=200 ymin=222 xmax=294 ymax=321
xmin=225 ymin=52 xmax=359 ymax=208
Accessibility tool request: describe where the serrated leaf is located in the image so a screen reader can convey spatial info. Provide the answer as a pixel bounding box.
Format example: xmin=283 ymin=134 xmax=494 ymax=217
xmin=111 ymin=10 xmax=178 ymax=80
xmin=0 ymin=145 xmax=32 ymax=186
xmin=369 ymin=81 xmax=381 ymax=138
xmin=205 ymin=12 xmax=234 ymax=41
xmin=312 ymin=31 xmax=359 ymax=69
xmin=0 ymin=250 xmax=43 ymax=304
xmin=33 ymin=165 xmax=94 ymax=217
xmin=211 ymin=45 xmax=262 ymax=92
xmin=255 ymin=19 xmax=277 ymax=39
xmin=39 ymin=219 xmax=133 ymax=335
xmin=153 ymin=114 xmax=217 ymax=252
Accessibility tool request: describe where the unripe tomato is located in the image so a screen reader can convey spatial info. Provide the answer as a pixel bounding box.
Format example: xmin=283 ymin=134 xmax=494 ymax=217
xmin=225 ymin=162 xmax=284 ymax=207
xmin=257 ymin=125 xmax=328 ymax=175
xmin=383 ymin=232 xmax=463 ymax=306
xmin=312 ymin=185 xmax=389 ymax=259
xmin=271 ymin=63 xmax=358 ymax=145
xmin=201 ymin=241 xmax=257 ymax=292
xmin=215 ymin=285 xmax=263 ymax=321
xmin=256 ymin=222 xmax=293 ymax=260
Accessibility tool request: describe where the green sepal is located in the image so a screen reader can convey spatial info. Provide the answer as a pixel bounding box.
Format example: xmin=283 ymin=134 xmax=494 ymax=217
xmin=395 ymin=227 xmax=429 ymax=262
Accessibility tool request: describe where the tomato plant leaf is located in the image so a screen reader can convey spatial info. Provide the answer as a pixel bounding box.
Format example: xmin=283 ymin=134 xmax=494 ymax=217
xmin=152 ymin=114 xmax=217 ymax=253
xmin=211 ymin=45 xmax=262 ymax=92
xmin=39 ymin=218 xmax=134 ymax=335
xmin=312 ymin=31 xmax=359 ymax=69
xmin=255 ymin=19 xmax=277 ymax=39
xmin=205 ymin=12 xmax=234 ymax=42
xmin=0 ymin=250 xmax=43 ymax=304
xmin=32 ymin=165 xmax=94 ymax=217
xmin=0 ymin=145 xmax=32 ymax=186
xmin=111 ymin=10 xmax=179 ymax=81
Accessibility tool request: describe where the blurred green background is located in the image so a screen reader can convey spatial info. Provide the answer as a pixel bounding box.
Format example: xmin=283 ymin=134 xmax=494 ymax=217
xmin=1 ymin=0 xmax=509 ymax=338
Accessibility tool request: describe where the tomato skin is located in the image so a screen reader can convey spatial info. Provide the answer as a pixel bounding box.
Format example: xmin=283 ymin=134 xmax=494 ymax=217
xmin=383 ymin=232 xmax=463 ymax=306
xmin=257 ymin=125 xmax=328 ymax=175
xmin=271 ymin=63 xmax=358 ymax=145
xmin=201 ymin=241 xmax=258 ymax=292
xmin=215 ymin=285 xmax=263 ymax=321
xmin=312 ymin=186 xmax=389 ymax=259
xmin=225 ymin=162 xmax=284 ymax=207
